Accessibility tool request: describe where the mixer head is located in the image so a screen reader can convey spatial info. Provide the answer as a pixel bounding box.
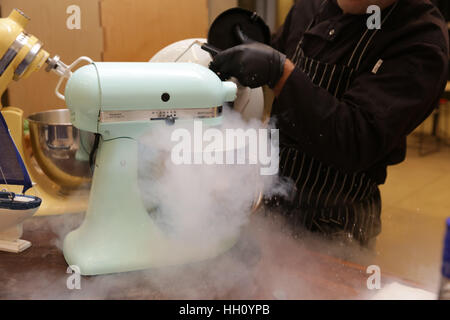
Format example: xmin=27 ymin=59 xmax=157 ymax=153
xmin=0 ymin=9 xmax=73 ymax=103
xmin=0 ymin=9 xmax=46 ymax=95
xmin=64 ymin=62 xmax=237 ymax=140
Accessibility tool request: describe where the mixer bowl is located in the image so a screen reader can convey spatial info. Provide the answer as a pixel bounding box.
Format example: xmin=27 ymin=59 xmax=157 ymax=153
xmin=27 ymin=109 xmax=94 ymax=189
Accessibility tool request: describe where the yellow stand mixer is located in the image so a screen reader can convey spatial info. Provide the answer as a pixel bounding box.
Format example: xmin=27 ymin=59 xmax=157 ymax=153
xmin=0 ymin=9 xmax=91 ymax=216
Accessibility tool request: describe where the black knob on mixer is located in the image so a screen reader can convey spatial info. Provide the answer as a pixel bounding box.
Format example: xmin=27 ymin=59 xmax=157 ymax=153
xmin=165 ymin=116 xmax=176 ymax=125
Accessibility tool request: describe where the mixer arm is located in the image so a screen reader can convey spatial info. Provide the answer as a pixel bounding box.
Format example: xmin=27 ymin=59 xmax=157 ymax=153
xmin=0 ymin=9 xmax=92 ymax=104
xmin=45 ymin=56 xmax=94 ymax=101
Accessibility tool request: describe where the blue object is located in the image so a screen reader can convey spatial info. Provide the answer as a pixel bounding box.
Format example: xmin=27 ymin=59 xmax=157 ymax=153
xmin=443 ymin=218 xmax=450 ymax=278
xmin=0 ymin=113 xmax=32 ymax=193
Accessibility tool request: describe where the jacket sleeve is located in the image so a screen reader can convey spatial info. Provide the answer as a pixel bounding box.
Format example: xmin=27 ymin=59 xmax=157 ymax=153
xmin=274 ymin=41 xmax=449 ymax=173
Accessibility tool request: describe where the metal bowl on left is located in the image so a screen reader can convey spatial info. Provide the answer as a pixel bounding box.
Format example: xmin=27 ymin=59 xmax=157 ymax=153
xmin=27 ymin=109 xmax=94 ymax=189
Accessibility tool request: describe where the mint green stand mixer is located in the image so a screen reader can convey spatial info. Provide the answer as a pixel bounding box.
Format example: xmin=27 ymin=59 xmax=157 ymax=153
xmin=62 ymin=62 xmax=237 ymax=275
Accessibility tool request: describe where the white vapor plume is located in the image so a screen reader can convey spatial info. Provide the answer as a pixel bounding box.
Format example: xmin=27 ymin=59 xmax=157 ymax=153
xmin=137 ymin=106 xmax=287 ymax=248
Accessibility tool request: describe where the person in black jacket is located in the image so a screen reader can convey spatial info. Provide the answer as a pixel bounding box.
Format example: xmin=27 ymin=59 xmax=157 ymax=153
xmin=210 ymin=0 xmax=449 ymax=246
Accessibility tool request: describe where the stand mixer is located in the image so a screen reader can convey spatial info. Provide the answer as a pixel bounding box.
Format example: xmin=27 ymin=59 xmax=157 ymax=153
xmin=0 ymin=9 xmax=91 ymax=216
xmin=0 ymin=8 xmax=261 ymax=271
xmin=62 ymin=62 xmax=237 ymax=275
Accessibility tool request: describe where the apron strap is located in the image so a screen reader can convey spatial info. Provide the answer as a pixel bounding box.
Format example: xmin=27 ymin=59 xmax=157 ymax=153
xmin=346 ymin=1 xmax=399 ymax=70
xmin=292 ymin=1 xmax=399 ymax=72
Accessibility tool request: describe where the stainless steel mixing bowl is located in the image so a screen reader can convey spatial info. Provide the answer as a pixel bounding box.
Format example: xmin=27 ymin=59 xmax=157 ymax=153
xmin=27 ymin=109 xmax=94 ymax=189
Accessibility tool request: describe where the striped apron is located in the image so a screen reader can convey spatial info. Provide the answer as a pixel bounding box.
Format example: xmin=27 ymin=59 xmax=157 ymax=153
xmin=268 ymin=2 xmax=398 ymax=246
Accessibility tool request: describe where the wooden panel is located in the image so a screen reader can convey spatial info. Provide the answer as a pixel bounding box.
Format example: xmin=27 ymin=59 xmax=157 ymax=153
xmin=208 ymin=0 xmax=237 ymax=26
xmin=1 ymin=0 xmax=103 ymax=116
xmin=101 ymin=0 xmax=209 ymax=62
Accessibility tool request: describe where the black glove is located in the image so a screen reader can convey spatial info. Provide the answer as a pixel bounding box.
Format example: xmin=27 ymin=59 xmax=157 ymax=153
xmin=209 ymin=42 xmax=286 ymax=89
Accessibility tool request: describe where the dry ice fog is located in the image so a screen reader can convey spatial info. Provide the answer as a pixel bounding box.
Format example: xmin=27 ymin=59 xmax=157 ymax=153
xmin=1 ymin=107 xmax=422 ymax=299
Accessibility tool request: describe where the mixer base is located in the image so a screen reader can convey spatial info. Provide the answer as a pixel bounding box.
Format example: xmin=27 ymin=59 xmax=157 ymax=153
xmin=0 ymin=239 xmax=31 ymax=253
xmin=64 ymin=230 xmax=238 ymax=276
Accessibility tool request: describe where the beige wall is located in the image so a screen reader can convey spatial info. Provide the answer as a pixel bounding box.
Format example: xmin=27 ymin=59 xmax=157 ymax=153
xmin=101 ymin=0 xmax=209 ymax=62
xmin=208 ymin=0 xmax=237 ymax=26
xmin=277 ymin=0 xmax=294 ymax=27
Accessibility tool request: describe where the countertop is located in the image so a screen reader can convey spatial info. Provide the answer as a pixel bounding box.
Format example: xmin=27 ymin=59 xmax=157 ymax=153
xmin=0 ymin=214 xmax=422 ymax=300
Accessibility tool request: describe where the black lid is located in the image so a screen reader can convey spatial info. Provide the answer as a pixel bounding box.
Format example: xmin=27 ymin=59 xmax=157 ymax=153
xmin=207 ymin=7 xmax=271 ymax=51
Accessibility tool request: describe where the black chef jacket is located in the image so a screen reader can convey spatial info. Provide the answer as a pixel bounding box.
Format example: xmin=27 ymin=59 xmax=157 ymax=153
xmin=271 ymin=0 xmax=449 ymax=185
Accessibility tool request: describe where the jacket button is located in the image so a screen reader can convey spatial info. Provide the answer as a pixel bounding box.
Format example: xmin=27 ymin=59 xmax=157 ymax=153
xmin=329 ymin=29 xmax=335 ymax=36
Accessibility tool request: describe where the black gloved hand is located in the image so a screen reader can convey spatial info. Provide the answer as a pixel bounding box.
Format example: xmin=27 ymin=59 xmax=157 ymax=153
xmin=209 ymin=42 xmax=286 ymax=89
